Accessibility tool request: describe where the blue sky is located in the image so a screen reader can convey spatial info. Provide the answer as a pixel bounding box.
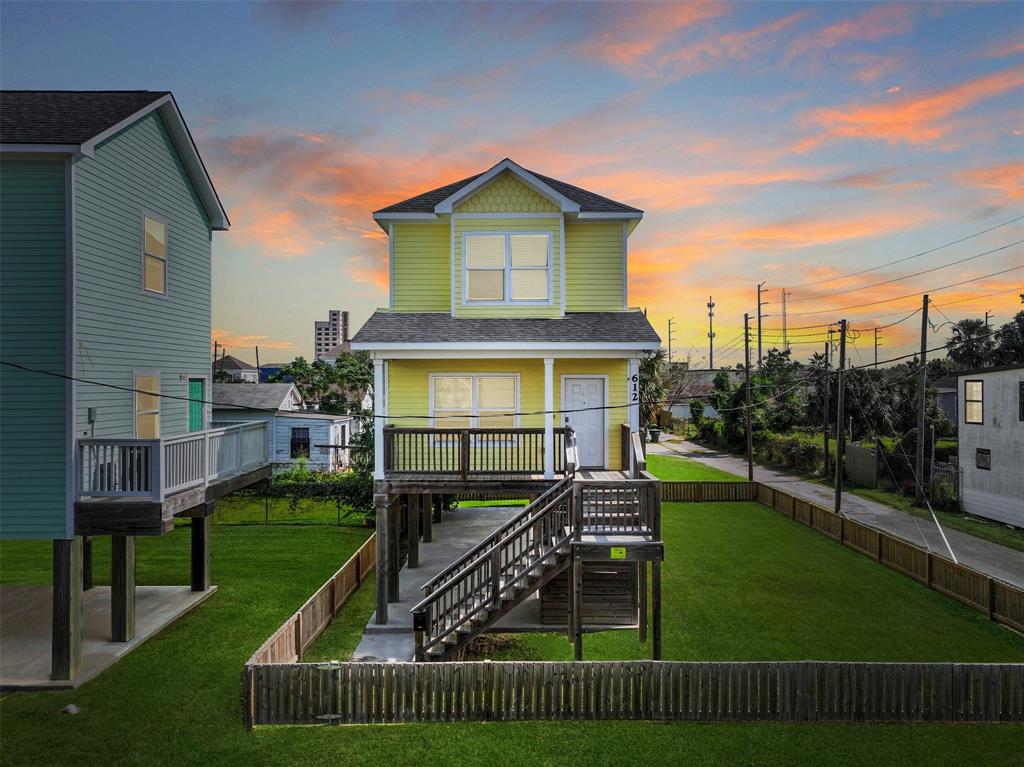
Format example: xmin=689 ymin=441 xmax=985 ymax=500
xmin=3 ymin=1 xmax=1021 ymax=365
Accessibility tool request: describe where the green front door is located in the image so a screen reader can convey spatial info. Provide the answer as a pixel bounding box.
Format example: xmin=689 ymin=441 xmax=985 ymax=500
xmin=188 ymin=379 xmax=204 ymax=432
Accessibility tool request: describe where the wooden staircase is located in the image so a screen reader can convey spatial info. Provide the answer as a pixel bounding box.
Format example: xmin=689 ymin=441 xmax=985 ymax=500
xmin=411 ymin=477 xmax=578 ymax=661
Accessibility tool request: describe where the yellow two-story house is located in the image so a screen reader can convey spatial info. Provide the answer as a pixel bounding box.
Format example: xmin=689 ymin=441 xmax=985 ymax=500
xmin=352 ymin=158 xmax=660 ymax=484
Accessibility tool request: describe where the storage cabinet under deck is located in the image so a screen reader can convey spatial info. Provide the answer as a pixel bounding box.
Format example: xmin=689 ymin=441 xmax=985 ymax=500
xmin=540 ymin=562 xmax=639 ymax=627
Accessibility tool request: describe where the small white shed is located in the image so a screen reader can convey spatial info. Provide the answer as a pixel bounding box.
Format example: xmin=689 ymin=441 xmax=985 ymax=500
xmin=956 ymin=364 xmax=1024 ymax=527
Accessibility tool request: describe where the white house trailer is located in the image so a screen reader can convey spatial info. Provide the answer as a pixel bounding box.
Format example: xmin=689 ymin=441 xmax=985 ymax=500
xmin=956 ymin=364 xmax=1024 ymax=528
xmin=211 ymin=383 xmax=356 ymax=471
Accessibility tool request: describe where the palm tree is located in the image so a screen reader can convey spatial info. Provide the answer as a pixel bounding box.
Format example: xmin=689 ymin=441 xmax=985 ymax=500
xmin=946 ymin=318 xmax=994 ymax=369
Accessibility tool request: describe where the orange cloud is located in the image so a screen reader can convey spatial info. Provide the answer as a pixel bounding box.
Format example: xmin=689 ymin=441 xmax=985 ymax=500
xmin=794 ymin=67 xmax=1024 ymax=150
xmin=211 ymin=328 xmax=298 ymax=354
xmin=722 ymin=208 xmax=934 ymax=251
xmin=787 ymin=4 xmax=915 ymax=61
xmin=958 ymin=162 xmax=1024 ymax=204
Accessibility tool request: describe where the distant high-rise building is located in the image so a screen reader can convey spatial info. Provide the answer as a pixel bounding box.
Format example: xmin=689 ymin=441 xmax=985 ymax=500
xmin=314 ymin=309 xmax=351 ymax=361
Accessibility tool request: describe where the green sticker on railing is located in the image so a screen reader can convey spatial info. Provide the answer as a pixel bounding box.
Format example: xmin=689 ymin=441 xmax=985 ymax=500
xmin=610 ymin=547 xmax=626 ymax=560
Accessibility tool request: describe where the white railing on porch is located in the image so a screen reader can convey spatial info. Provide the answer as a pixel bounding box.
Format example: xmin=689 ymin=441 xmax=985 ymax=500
xmin=77 ymin=421 xmax=269 ymax=502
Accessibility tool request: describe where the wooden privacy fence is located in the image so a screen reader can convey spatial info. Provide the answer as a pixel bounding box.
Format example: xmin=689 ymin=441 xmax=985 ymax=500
xmin=243 ymin=660 xmax=1024 ymax=726
xmin=660 ymin=481 xmax=757 ymax=502
xmin=753 ymin=484 xmax=1024 ymax=634
xmin=247 ymin=535 xmax=376 ymax=665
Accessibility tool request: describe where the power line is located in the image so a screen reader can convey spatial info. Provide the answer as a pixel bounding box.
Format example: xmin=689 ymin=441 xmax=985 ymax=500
xmin=785 ymin=215 xmax=1024 ymax=290
xmin=787 ymin=265 xmax=1024 ymax=317
xmin=785 ymin=240 xmax=1023 ymax=304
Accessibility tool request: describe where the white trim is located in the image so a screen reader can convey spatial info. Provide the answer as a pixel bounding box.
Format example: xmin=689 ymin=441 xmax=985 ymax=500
xmin=79 ymin=95 xmax=229 ymax=230
xmin=560 ymin=374 xmax=609 ymax=469
xmin=427 ymin=373 xmax=520 ymax=435
xmin=559 ymin=215 xmax=566 ymax=317
xmin=373 ymin=359 xmax=385 ymax=479
xmin=449 ymin=214 xmax=456 ymax=317
xmin=2 ymin=143 xmax=80 ymax=154
xmin=353 ymin=341 xmax=660 ymax=352
xmin=64 ymin=156 xmax=77 ymax=538
xmin=452 ymin=212 xmax=562 ymax=219
xmin=388 ymin=222 xmax=394 ymax=309
xmin=435 ymin=159 xmax=581 ymax=214
xmin=543 ymin=358 xmax=554 ymax=479
xmin=622 ymin=221 xmax=628 ymax=308
xmin=373 ymin=212 xmax=439 ymax=221
xmin=575 ymin=212 xmax=643 ymax=220
xmin=461 ymin=231 xmax=553 ymax=306
xmin=627 ymin=358 xmax=640 ymax=432
xmin=367 ymin=348 xmax=649 ymax=360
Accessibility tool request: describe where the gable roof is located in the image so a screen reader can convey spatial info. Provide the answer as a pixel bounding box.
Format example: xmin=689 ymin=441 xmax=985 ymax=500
xmin=0 ymin=90 xmax=229 ymax=230
xmin=217 ymin=354 xmax=256 ymax=371
xmin=212 ymin=383 xmax=302 ymax=411
xmin=351 ymin=310 xmax=660 ymax=348
xmin=374 ymin=158 xmax=642 ymax=219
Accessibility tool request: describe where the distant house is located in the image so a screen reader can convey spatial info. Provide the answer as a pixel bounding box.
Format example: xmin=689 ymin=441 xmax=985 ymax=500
xmin=215 ymin=354 xmax=258 ymax=383
xmin=955 ymin=365 xmax=1023 ymax=527
xmin=934 ymin=375 xmax=958 ymax=425
xmin=211 ymin=383 xmax=357 ymax=471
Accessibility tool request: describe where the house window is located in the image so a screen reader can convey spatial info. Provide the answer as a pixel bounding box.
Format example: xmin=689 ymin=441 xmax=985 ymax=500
xmin=964 ymin=380 xmax=983 ymax=424
xmin=143 ymin=215 xmax=167 ymax=294
xmin=134 ymin=373 xmax=160 ymax=438
xmin=431 ymin=374 xmax=517 ymax=430
xmin=976 ymin=448 xmax=991 ymax=471
xmin=290 ymin=427 xmax=310 ymax=459
xmin=464 ymin=233 xmax=550 ymax=303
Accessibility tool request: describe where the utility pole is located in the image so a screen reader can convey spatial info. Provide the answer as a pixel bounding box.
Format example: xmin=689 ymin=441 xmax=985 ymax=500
xmin=707 ymin=296 xmax=716 ymax=369
xmin=781 ymin=289 xmax=791 ymax=353
xmin=873 ymin=327 xmax=881 ymax=368
xmin=213 ymin=340 xmax=219 ymax=369
xmin=744 ymin=313 xmax=753 ymax=481
xmin=756 ymin=282 xmax=768 ymax=368
xmin=984 ymin=309 xmax=993 ymax=328
xmin=915 ymin=294 xmax=930 ymax=501
xmin=834 ymin=319 xmax=847 ymax=514
xmin=667 ymin=318 xmax=675 ymax=364
xmin=822 ymin=341 xmax=831 ymax=476
xmin=255 ymin=345 xmax=261 ymax=383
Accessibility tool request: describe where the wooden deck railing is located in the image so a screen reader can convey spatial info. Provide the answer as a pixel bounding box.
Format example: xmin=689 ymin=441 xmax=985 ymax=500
xmin=77 ymin=421 xmax=269 ymax=502
xmin=383 ymin=426 xmax=569 ymax=478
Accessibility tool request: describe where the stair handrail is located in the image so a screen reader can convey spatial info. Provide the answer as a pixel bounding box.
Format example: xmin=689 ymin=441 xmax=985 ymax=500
xmin=411 ymin=483 xmax=575 ymax=658
xmin=418 ymin=474 xmax=572 ymax=595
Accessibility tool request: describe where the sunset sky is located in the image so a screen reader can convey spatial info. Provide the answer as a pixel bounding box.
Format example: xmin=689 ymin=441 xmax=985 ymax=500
xmin=3 ymin=1 xmax=1021 ymax=367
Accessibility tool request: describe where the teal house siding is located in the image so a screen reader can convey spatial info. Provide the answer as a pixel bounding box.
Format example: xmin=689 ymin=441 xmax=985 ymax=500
xmin=0 ymin=156 xmax=69 ymax=539
xmin=74 ymin=112 xmax=213 ymax=440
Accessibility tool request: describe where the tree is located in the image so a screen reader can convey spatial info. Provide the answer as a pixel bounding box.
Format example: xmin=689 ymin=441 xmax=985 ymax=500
xmin=946 ymin=318 xmax=994 ymax=369
xmin=991 ymin=311 xmax=1024 ymax=365
xmin=269 ymin=353 xmax=373 ymax=415
xmin=639 ymin=348 xmax=667 ymax=427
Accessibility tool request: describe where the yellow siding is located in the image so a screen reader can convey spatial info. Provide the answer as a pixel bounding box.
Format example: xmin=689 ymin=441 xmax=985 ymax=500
xmin=565 ymin=220 xmax=625 ymax=311
xmin=387 ymin=357 xmax=627 ymax=469
xmin=455 ymin=171 xmax=559 ymax=213
xmin=391 ymin=220 xmax=450 ymax=311
xmin=454 ymin=217 xmax=561 ymax=318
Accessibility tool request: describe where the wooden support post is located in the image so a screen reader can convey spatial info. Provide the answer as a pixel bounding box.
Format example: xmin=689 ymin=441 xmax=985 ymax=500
xmin=190 ymin=505 xmax=212 ymax=592
xmin=111 ymin=535 xmax=136 ymax=642
xmin=573 ymin=556 xmax=584 ymax=661
xmin=52 ymin=538 xmax=83 ymax=681
xmin=374 ymin=492 xmax=389 ymax=625
xmin=82 ymin=535 xmax=93 ymax=591
xmin=651 ymin=560 xmax=663 ymax=661
xmin=432 ymin=495 xmax=443 ymax=524
xmin=388 ymin=497 xmax=400 ymax=602
xmin=408 ymin=494 xmax=420 ymax=568
xmin=421 ymin=493 xmax=433 ymax=543
xmin=638 ymin=561 xmax=648 ymax=644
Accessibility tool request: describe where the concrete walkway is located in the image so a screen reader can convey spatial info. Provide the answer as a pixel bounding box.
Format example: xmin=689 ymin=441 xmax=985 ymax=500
xmin=650 ymin=437 xmax=1024 ymax=589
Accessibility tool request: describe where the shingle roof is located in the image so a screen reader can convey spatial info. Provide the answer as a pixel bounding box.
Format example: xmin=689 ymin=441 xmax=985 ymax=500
xmin=0 ymin=90 xmax=170 ymax=145
xmin=375 ymin=161 xmax=641 ymax=215
xmin=351 ymin=311 xmax=661 ymax=345
xmin=212 ymin=383 xmax=301 ymax=411
xmin=218 ymin=354 xmax=256 ymax=371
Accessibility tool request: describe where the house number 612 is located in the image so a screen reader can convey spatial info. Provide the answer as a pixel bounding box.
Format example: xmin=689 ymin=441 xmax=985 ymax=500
xmin=630 ymin=374 xmax=639 ymax=402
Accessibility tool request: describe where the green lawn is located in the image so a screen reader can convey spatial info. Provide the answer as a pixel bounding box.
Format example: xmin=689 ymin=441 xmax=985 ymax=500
xmin=2 ymin=467 xmax=1023 ymax=765
xmin=646 ymin=452 xmax=742 ymax=482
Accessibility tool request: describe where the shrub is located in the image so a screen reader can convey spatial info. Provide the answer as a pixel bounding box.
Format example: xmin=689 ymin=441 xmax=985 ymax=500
xmin=269 ymin=466 xmax=373 ymax=514
xmin=929 ymin=478 xmax=959 ymax=511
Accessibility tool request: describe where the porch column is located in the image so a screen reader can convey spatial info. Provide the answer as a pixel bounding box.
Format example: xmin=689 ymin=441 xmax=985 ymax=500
xmin=111 ymin=536 xmax=136 ymax=642
xmin=52 ymin=537 xmax=83 ymax=681
xmin=543 ymin=357 xmax=554 ymax=479
xmin=628 ymin=357 xmax=640 ymax=433
xmin=373 ymin=358 xmax=385 ymax=480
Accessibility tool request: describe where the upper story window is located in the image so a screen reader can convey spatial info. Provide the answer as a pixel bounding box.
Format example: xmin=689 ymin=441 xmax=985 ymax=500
xmin=464 ymin=233 xmax=550 ymax=304
xmin=143 ymin=214 xmax=167 ymax=295
xmin=964 ymin=380 xmax=983 ymax=424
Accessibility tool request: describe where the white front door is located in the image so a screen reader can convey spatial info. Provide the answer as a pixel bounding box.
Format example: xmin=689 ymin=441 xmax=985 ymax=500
xmin=564 ymin=377 xmax=605 ymax=468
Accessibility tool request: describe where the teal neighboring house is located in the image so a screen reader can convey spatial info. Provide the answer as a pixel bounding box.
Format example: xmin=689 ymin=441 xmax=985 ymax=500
xmin=0 ymin=91 xmax=270 ymax=683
